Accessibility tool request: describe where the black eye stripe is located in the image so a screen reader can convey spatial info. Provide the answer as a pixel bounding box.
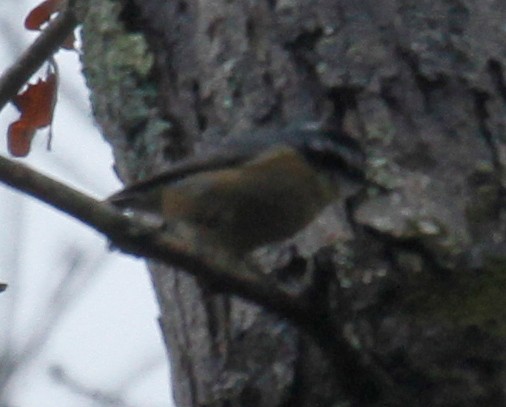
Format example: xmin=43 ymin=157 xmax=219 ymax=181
xmin=301 ymin=135 xmax=366 ymax=181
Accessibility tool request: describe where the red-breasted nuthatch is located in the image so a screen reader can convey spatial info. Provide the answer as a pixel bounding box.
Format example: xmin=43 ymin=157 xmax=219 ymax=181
xmin=108 ymin=125 xmax=368 ymax=255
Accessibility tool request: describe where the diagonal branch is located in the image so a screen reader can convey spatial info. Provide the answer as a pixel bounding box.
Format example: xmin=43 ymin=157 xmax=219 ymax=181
xmin=0 ymin=8 xmax=78 ymax=112
xmin=0 ymin=155 xmax=402 ymax=403
xmin=0 ymin=154 xmax=312 ymax=322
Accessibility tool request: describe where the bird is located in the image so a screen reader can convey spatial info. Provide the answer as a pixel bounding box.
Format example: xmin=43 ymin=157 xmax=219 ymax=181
xmin=107 ymin=125 xmax=369 ymax=256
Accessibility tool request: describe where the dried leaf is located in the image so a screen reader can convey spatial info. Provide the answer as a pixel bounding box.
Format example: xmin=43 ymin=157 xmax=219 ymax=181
xmin=12 ymin=74 xmax=57 ymax=128
xmin=8 ymin=73 xmax=58 ymax=157
xmin=24 ymin=0 xmax=64 ymax=30
xmin=8 ymin=121 xmax=36 ymax=157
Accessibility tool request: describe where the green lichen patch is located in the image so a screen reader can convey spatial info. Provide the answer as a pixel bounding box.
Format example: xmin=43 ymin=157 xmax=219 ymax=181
xmin=402 ymin=255 xmax=506 ymax=336
xmin=79 ymin=0 xmax=172 ymax=178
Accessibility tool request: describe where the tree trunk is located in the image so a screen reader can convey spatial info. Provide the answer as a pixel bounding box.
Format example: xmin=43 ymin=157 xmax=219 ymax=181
xmin=79 ymin=0 xmax=506 ymax=406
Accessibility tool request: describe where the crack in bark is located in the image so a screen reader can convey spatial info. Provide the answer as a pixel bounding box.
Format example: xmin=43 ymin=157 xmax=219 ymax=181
xmin=485 ymin=61 xmax=506 ymax=176
xmin=173 ymin=273 xmax=199 ymax=407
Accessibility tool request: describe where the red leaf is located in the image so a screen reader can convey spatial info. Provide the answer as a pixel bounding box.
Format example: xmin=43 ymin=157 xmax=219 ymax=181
xmin=12 ymin=73 xmax=57 ymax=128
xmin=25 ymin=0 xmax=76 ymax=51
xmin=8 ymin=121 xmax=36 ymax=157
xmin=25 ymin=0 xmax=64 ymax=30
xmin=8 ymin=73 xmax=58 ymax=157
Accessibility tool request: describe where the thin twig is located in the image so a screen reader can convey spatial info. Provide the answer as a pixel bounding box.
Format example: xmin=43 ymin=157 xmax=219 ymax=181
xmin=0 ymin=8 xmax=78 ymax=112
xmin=50 ymin=365 xmax=133 ymax=407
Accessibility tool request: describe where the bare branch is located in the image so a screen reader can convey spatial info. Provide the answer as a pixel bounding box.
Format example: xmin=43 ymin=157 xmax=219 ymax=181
xmin=0 ymin=8 xmax=78 ymax=112
xmin=49 ymin=365 xmax=133 ymax=407
xmin=0 ymin=155 xmax=311 ymax=322
xmin=0 ymin=155 xmax=399 ymax=402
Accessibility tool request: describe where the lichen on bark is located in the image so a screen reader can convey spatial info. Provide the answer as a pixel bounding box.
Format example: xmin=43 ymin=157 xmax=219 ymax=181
xmin=80 ymin=0 xmax=172 ymax=182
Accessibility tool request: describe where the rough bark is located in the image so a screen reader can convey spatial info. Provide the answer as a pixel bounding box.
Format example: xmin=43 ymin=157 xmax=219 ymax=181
xmin=79 ymin=0 xmax=506 ymax=406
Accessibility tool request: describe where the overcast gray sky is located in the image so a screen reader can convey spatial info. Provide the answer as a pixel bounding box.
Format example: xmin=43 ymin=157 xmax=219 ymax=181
xmin=0 ymin=1 xmax=172 ymax=406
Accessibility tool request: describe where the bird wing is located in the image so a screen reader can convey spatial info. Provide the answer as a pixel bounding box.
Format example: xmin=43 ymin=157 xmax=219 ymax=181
xmin=107 ymin=144 xmax=261 ymax=204
xmin=107 ymin=125 xmax=370 ymax=205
